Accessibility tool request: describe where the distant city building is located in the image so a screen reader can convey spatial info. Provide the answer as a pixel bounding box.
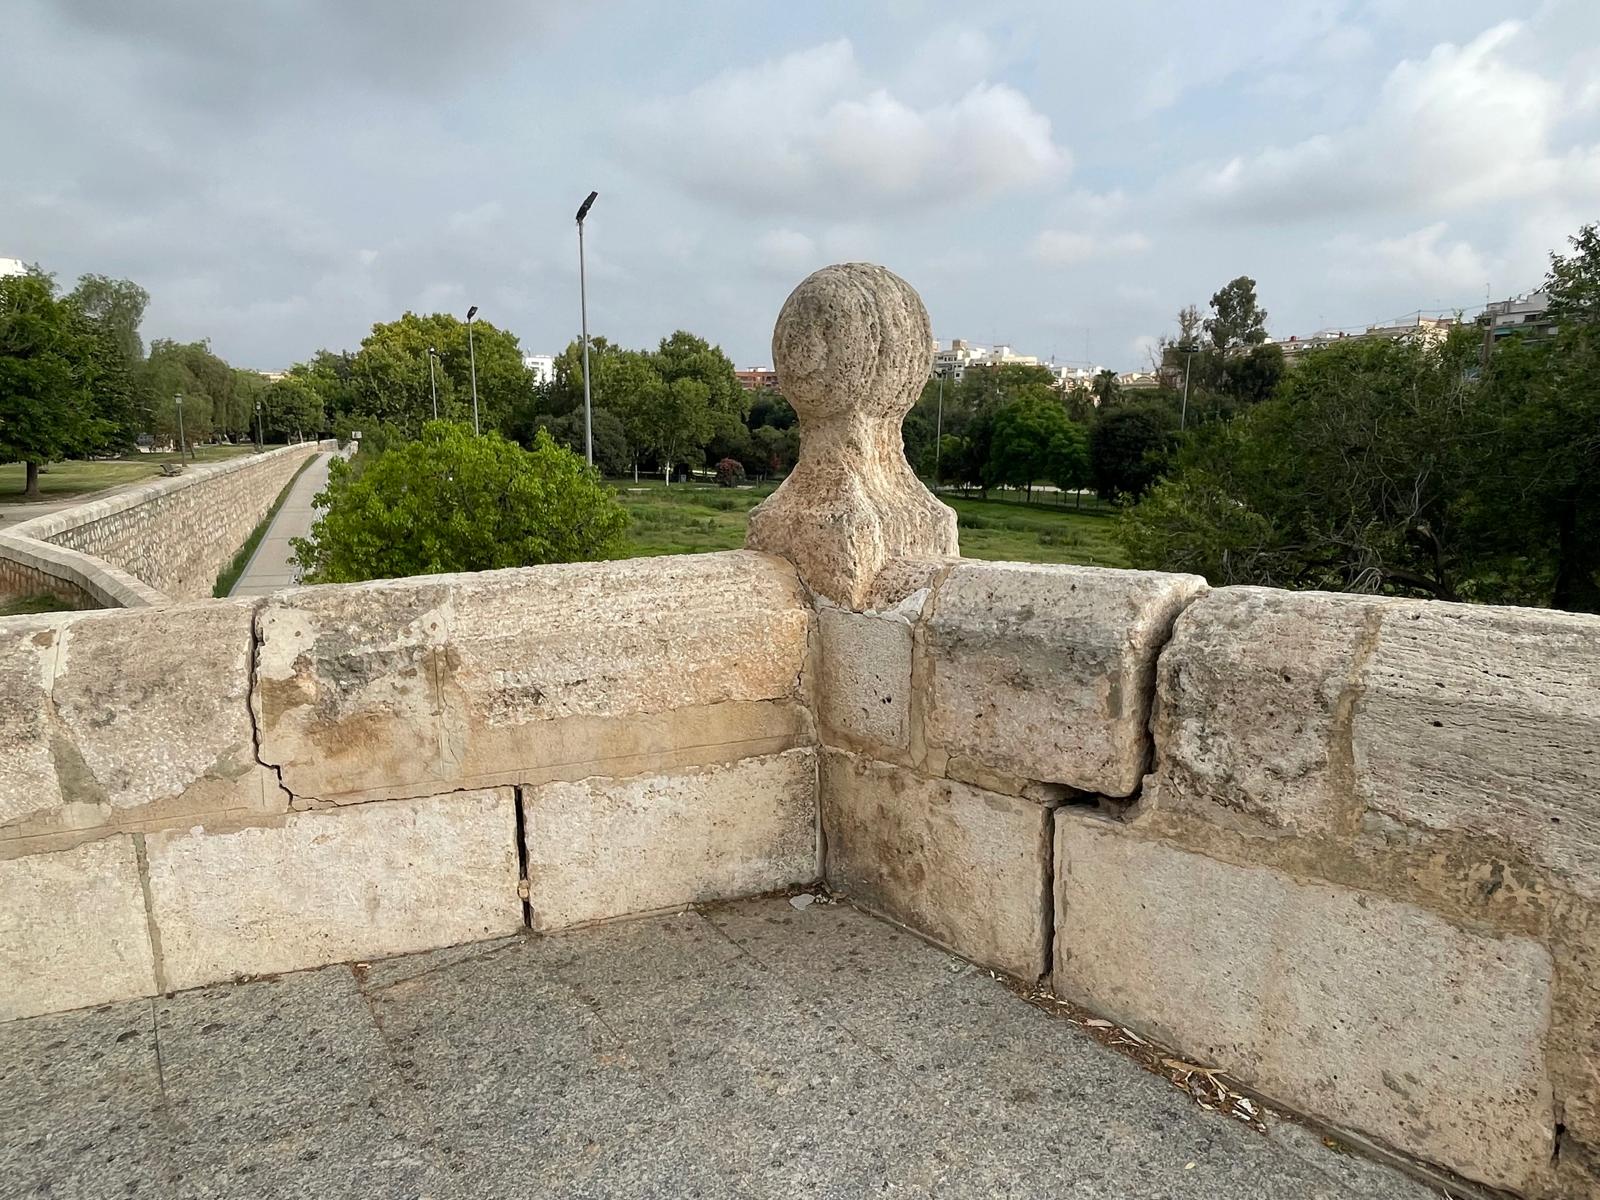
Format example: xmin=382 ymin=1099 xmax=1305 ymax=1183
xmin=735 ymin=368 xmax=781 ymax=392
xmin=257 ymin=370 xmax=289 ymax=383
xmin=931 ymin=339 xmax=1048 ymax=381
xmin=1480 ymin=291 xmax=1555 ymax=341
xmin=1052 ymin=364 xmax=1105 ymax=390
xmin=1277 ymin=315 xmax=1459 ymax=362
xmin=0 ymin=257 xmax=27 ymax=279
xmin=1116 ymin=371 xmax=1160 ymax=390
xmin=523 ymin=353 xmax=556 ymax=386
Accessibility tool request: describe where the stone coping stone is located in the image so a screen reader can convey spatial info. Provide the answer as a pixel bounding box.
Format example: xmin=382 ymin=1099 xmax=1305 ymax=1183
xmin=0 ymin=599 xmax=281 ymax=848
xmin=1151 ymin=586 xmax=1600 ymax=898
xmin=924 ymin=561 xmax=1206 ymax=796
xmin=254 ymin=549 xmax=814 ymax=803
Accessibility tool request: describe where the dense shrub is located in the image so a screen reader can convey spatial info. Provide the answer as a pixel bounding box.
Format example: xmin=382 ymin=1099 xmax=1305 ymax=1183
xmin=293 ymin=421 xmax=627 ymax=583
xmin=714 ymin=457 xmax=746 ymax=487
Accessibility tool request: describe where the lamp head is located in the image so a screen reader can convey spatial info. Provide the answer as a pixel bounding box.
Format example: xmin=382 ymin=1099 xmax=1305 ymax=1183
xmin=576 ymin=190 xmax=598 ymax=223
xmin=466 ymin=305 xmax=478 ymax=322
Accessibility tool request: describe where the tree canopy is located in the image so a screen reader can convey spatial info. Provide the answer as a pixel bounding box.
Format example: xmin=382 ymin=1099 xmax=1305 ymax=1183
xmin=1119 ymin=226 xmax=1600 ymax=612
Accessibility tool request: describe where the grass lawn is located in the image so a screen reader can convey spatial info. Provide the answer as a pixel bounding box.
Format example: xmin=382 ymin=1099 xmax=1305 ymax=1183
xmin=0 ymin=444 xmax=264 ymax=503
xmin=0 ymin=594 xmax=75 ymax=617
xmin=613 ymin=478 xmax=1129 ymax=569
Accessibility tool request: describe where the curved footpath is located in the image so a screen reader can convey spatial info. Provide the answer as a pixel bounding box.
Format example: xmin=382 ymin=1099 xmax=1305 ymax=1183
xmin=229 ymin=451 xmax=332 ymax=596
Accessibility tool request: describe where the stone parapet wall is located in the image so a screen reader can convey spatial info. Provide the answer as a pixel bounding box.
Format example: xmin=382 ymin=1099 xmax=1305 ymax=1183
xmin=0 ymin=550 xmax=818 ymax=1022
xmin=815 ymin=561 xmax=1600 ymax=1199
xmin=0 ymin=530 xmax=163 ymax=608
xmin=1 ymin=440 xmax=332 ymax=606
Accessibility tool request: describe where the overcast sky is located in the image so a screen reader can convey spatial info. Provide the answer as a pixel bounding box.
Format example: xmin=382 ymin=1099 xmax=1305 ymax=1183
xmin=5 ymin=1 xmax=1599 ymax=372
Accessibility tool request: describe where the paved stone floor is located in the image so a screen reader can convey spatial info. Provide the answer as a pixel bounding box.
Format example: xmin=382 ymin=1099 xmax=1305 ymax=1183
xmin=229 ymin=451 xmax=333 ymax=596
xmin=0 ymin=898 xmax=1447 ymax=1199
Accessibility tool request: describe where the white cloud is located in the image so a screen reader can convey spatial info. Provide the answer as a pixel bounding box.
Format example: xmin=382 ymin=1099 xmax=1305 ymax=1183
xmin=1197 ymin=22 xmax=1600 ymax=220
xmin=754 ymin=228 xmax=817 ymax=274
xmin=1327 ymin=223 xmax=1494 ymax=293
xmin=1031 ymin=230 xmax=1151 ymax=266
xmin=631 ymin=39 xmax=1068 ymax=218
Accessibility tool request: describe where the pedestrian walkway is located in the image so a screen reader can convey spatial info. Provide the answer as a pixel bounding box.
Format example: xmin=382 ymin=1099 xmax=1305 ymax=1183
xmin=229 ymin=451 xmax=333 ymax=596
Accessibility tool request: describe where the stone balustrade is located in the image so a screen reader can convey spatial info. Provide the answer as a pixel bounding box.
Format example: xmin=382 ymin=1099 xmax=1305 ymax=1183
xmin=1 ymin=265 xmax=1596 ymax=1200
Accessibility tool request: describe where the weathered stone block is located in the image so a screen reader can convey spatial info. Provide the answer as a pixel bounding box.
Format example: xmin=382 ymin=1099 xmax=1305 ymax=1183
xmin=925 ymin=562 xmax=1206 ymax=795
xmin=816 ymin=598 xmax=918 ymax=754
xmin=821 ymin=748 xmax=1050 ymax=979
xmin=1054 ymin=812 xmax=1555 ymax=1193
xmin=253 ymin=550 xmax=814 ymax=803
xmin=0 ymin=837 xmax=157 ymax=1020
xmin=522 ymin=749 xmax=817 ymax=930
xmin=145 ymin=790 xmax=521 ymax=991
xmin=1357 ymin=602 xmax=1600 ymax=897
xmin=1 ymin=602 xmax=281 ymax=850
xmin=1152 ymin=588 xmax=1600 ymax=897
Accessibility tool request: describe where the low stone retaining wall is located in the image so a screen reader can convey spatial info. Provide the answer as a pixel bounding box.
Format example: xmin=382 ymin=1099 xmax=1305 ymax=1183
xmin=1 ymin=440 xmax=332 ymax=606
xmin=0 ymin=550 xmax=816 ymax=1007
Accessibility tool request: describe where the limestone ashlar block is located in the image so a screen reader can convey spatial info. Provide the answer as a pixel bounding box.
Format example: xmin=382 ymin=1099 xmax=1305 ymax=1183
xmin=145 ymin=789 xmax=522 ymax=991
xmin=0 ymin=837 xmax=158 ymax=1021
xmin=1152 ymin=587 xmax=1600 ymax=897
xmin=1053 ymin=812 xmax=1555 ymax=1194
xmin=522 ymin=748 xmax=818 ymax=931
xmin=0 ymin=601 xmax=281 ymax=847
xmin=821 ymin=748 xmax=1051 ymax=979
xmin=816 ymin=598 xmax=918 ymax=754
xmin=253 ymin=550 xmax=814 ymax=803
xmin=924 ymin=562 xmax=1206 ymax=796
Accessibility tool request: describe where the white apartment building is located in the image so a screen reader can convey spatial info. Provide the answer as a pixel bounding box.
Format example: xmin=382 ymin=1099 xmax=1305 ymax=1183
xmin=931 ymin=339 xmax=1046 ymax=380
xmin=0 ymin=257 xmax=27 ymax=279
xmin=523 ymin=353 xmax=556 ymax=386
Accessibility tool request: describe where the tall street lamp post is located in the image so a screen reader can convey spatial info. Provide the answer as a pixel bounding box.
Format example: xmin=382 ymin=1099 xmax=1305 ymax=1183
xmin=174 ymin=392 xmax=188 ymax=460
xmin=427 ymin=346 xmax=439 ymax=420
xmin=1178 ymin=343 xmax=1198 ymax=431
xmin=933 ymin=365 xmax=946 ymax=488
xmin=576 ymin=190 xmax=598 ymax=467
xmin=465 ymin=307 xmax=480 ymax=435
xmin=255 ymin=399 xmax=263 ymax=451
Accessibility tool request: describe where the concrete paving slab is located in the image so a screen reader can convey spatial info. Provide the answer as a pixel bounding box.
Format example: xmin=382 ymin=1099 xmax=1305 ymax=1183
xmin=0 ymin=897 xmax=1448 ymax=1199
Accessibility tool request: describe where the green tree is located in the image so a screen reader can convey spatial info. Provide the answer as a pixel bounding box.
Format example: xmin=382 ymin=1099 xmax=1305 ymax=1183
xmin=1091 ymin=369 xmax=1121 ymax=409
xmin=533 ymin=406 xmax=631 ymax=476
xmin=0 ymin=271 xmax=94 ymax=496
xmin=67 ymin=274 xmax=149 ymax=364
xmin=1545 ymin=222 xmax=1600 ymax=325
xmin=1119 ymin=333 xmax=1481 ymax=597
xmin=986 ymin=394 xmax=1087 ymax=501
xmin=264 ymin=376 xmax=325 ymax=442
xmin=1089 ymin=403 xmax=1175 ymax=502
xmin=339 ymin=312 xmax=529 ymax=438
xmin=292 ymin=422 xmax=627 ymax=583
xmin=1204 ymin=276 xmax=1269 ymax=351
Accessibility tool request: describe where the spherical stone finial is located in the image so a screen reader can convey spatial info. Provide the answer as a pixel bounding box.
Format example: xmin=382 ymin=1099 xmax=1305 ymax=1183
xmin=747 ymin=263 xmax=959 ymax=609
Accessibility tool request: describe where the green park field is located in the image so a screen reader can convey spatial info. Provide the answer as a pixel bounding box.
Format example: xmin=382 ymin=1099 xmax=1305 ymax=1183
xmin=0 ymin=444 xmax=260 ymax=502
xmin=615 ymin=479 xmax=1128 ymax=568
